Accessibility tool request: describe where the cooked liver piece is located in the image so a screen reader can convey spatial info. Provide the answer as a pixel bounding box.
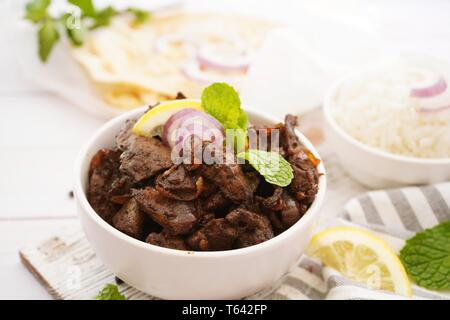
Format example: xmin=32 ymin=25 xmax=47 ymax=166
xmin=112 ymin=198 xmax=147 ymax=239
xmin=283 ymin=115 xmax=319 ymax=206
xmin=256 ymin=186 xmax=284 ymax=212
xmin=202 ymin=191 xmax=231 ymax=212
xmin=88 ymin=148 xmax=121 ymax=222
xmin=201 ymin=163 xmax=253 ymax=204
xmin=155 ymin=165 xmax=197 ymax=201
xmin=146 ymin=232 xmax=188 ymax=250
xmin=133 ymin=187 xmax=197 ymax=235
xmin=195 ymin=176 xmax=217 ymax=198
xmin=225 ymin=208 xmax=274 ymax=248
xmin=119 ymin=136 xmax=173 ymax=182
xmin=116 ymin=119 xmax=137 ymax=151
xmin=187 ymin=218 xmax=238 ymax=251
xmin=279 ymin=190 xmax=303 ymax=228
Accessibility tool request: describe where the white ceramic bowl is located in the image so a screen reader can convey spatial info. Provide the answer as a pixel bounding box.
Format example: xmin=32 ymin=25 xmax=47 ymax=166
xmin=323 ymin=78 xmax=450 ymax=189
xmin=74 ymin=106 xmax=326 ymax=300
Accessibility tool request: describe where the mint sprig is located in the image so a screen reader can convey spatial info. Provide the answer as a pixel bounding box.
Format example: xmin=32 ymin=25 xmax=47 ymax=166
xmin=25 ymin=0 xmax=50 ymax=23
xmin=68 ymin=0 xmax=95 ymax=17
xmin=238 ymin=150 xmax=294 ymax=187
xmin=127 ymin=8 xmax=151 ymax=26
xmin=201 ymin=83 xmax=248 ymax=152
xmin=400 ymin=221 xmax=450 ymax=291
xmin=38 ymin=19 xmax=60 ymax=62
xmin=95 ymin=284 xmax=126 ymax=300
xmin=24 ymin=0 xmax=151 ymax=62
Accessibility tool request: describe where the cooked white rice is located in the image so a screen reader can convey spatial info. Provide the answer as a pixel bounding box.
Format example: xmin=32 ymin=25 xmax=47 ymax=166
xmin=332 ymin=57 xmax=450 ymax=159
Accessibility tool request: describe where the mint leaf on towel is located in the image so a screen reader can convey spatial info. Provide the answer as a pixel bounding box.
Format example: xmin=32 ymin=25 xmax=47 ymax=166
xmin=237 ymin=150 xmax=294 ymax=187
xmin=400 ymin=221 xmax=450 ymax=290
xmin=96 ymin=284 xmax=126 ymax=300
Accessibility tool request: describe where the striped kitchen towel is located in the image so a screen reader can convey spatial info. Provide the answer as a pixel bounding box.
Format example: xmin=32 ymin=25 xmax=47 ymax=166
xmin=258 ymin=182 xmax=450 ymax=300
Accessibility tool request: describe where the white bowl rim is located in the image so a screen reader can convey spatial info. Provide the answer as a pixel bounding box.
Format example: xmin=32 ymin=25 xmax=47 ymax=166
xmin=323 ymin=74 xmax=450 ymax=165
xmin=73 ymin=105 xmax=326 ymax=258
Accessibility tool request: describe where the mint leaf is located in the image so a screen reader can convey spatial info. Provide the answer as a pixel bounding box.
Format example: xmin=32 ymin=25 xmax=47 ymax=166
xmin=61 ymin=13 xmax=85 ymax=46
xmin=95 ymin=284 xmax=126 ymax=300
xmin=25 ymin=0 xmax=50 ymax=23
xmin=38 ymin=19 xmax=60 ymax=62
xmin=90 ymin=6 xmax=118 ymax=29
xmin=201 ymin=83 xmax=248 ymax=150
xmin=68 ymin=0 xmax=96 ymax=17
xmin=400 ymin=221 xmax=450 ymax=290
xmin=127 ymin=8 xmax=151 ymax=25
xmin=237 ymin=150 xmax=294 ymax=187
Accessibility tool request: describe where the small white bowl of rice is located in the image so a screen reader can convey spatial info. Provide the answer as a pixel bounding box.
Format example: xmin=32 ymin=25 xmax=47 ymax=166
xmin=323 ymin=55 xmax=450 ymax=189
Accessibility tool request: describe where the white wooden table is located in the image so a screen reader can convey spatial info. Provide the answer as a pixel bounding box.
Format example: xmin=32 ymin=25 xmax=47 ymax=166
xmin=1 ymin=0 xmax=450 ymax=299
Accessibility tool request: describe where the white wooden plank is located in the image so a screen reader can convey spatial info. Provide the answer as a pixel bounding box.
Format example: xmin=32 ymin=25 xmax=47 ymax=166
xmin=0 ymin=218 xmax=81 ymax=299
xmin=18 ymin=224 xmax=155 ymax=300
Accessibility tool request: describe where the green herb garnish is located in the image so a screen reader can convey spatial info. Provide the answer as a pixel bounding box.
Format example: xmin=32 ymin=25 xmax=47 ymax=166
xmin=399 ymin=221 xmax=450 ymax=291
xmin=95 ymin=284 xmax=126 ymax=300
xmin=201 ymin=83 xmax=248 ymax=152
xmin=37 ymin=19 xmax=60 ymax=62
xmin=25 ymin=0 xmax=50 ymax=23
xmin=24 ymin=0 xmax=151 ymax=62
xmin=237 ymin=150 xmax=294 ymax=187
xmin=127 ymin=8 xmax=151 ymax=26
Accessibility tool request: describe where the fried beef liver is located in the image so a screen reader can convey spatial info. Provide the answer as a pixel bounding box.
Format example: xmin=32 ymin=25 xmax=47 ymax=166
xmin=202 ymin=191 xmax=231 ymax=212
xmin=119 ymin=136 xmax=173 ymax=182
xmin=225 ymin=208 xmax=274 ymax=248
xmin=187 ymin=218 xmax=238 ymax=251
xmin=155 ymin=165 xmax=197 ymax=201
xmin=256 ymin=186 xmax=284 ymax=212
xmin=133 ymin=187 xmax=196 ymax=235
xmin=116 ymin=119 xmax=137 ymax=151
xmin=283 ymin=115 xmax=319 ymax=206
xmin=201 ymin=162 xmax=254 ymax=204
xmin=112 ymin=198 xmax=147 ymax=239
xmin=88 ymin=148 xmax=122 ymax=222
xmin=257 ymin=187 xmax=304 ymax=230
xmin=195 ymin=176 xmax=217 ymax=198
xmin=146 ymin=232 xmax=188 ymax=250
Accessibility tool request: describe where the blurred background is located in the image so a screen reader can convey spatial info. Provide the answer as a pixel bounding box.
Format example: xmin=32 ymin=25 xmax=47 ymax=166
xmin=0 ymin=0 xmax=449 ymax=298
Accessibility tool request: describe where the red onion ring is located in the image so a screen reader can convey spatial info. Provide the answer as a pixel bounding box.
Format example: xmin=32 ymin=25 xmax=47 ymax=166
xmin=196 ymin=45 xmax=250 ymax=73
xmin=417 ymin=105 xmax=450 ymax=113
xmin=162 ymin=109 xmax=224 ymax=150
xmin=411 ymin=77 xmax=447 ymax=98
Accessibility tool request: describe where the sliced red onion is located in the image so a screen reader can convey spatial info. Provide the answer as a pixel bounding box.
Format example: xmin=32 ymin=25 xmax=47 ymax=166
xmin=411 ymin=77 xmax=447 ymax=98
xmin=196 ymin=44 xmax=250 ymax=73
xmin=181 ymin=61 xmax=220 ymax=84
xmin=417 ymin=105 xmax=450 ymax=113
xmin=162 ymin=109 xmax=224 ymax=151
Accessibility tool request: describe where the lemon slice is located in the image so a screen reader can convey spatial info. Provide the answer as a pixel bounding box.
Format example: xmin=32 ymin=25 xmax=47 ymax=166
xmin=133 ymin=99 xmax=202 ymax=137
xmin=306 ymin=226 xmax=412 ymax=297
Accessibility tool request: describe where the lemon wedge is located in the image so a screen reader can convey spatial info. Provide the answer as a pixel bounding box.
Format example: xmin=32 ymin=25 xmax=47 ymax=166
xmin=306 ymin=226 xmax=412 ymax=297
xmin=132 ymin=99 xmax=202 ymax=137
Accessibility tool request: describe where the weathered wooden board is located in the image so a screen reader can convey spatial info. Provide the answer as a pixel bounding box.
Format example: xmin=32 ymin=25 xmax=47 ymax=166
xmin=19 ymin=227 xmax=154 ymax=300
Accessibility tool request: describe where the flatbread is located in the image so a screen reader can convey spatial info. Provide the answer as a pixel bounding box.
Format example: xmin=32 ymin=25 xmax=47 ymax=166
xmin=71 ymin=12 xmax=274 ymax=110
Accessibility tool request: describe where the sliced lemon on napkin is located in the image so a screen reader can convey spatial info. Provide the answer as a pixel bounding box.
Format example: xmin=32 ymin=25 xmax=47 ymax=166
xmin=306 ymin=226 xmax=412 ymax=297
xmin=133 ymin=99 xmax=202 ymax=136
